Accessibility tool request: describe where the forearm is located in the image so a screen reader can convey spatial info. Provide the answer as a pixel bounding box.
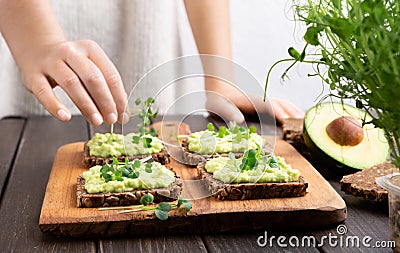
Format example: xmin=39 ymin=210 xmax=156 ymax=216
xmin=185 ymin=1 xmax=304 ymax=122
xmin=185 ymin=0 xmax=239 ymax=97
xmin=0 ymin=0 xmax=65 ymax=70
xmin=184 ymin=0 xmax=232 ymax=58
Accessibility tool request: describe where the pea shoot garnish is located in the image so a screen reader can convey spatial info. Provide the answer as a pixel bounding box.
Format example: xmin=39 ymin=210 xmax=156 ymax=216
xmin=128 ymin=97 xmax=159 ymax=148
xmin=98 ymin=194 xmax=192 ymax=221
xmin=228 ymin=147 xmax=280 ymax=171
xmin=207 ymin=122 xmax=257 ymax=141
xmin=266 ymin=0 xmax=400 ymax=166
xmin=108 ymin=97 xmax=159 ymax=149
xmin=100 ymin=158 xmax=152 ymax=183
xmin=134 ymin=97 xmax=159 ymax=137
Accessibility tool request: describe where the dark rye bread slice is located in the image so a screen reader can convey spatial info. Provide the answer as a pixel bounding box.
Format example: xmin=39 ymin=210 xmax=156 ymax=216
xmin=77 ymin=170 xmax=182 ymax=208
xmin=340 ymin=162 xmax=398 ymax=202
xmin=197 ymin=162 xmax=308 ymax=200
xmin=83 ymin=143 xmax=170 ymax=167
xmin=180 ymin=138 xmax=243 ymax=166
xmin=282 ymin=118 xmax=304 ymax=143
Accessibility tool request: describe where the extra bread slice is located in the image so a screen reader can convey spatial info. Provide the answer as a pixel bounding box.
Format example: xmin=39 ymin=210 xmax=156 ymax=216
xmin=83 ymin=144 xmax=170 ymax=167
xmin=180 ymin=138 xmax=243 ymax=166
xmin=77 ymin=169 xmax=182 ymax=208
xmin=340 ymin=162 xmax=398 ymax=202
xmin=282 ymin=118 xmax=304 ymax=143
xmin=197 ymin=162 xmax=308 ymax=200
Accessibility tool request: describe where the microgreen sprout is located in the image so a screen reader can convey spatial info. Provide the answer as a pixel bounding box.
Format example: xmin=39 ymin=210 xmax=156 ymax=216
xmin=239 ymin=149 xmax=258 ymax=171
xmin=125 ymin=97 xmax=160 ymax=148
xmin=100 ymin=158 xmax=151 ymax=183
xmin=218 ymin=126 xmax=228 ymax=138
xmin=207 ymin=122 xmax=257 ymax=141
xmin=140 ymin=193 xmax=154 ymax=206
xmin=142 ymin=137 xmax=153 ymax=148
xmin=134 ymin=97 xmax=159 ymax=137
xmin=207 ymin=122 xmax=215 ymax=131
xmin=228 ymin=147 xmax=280 ymax=172
xmin=144 ymin=163 xmax=153 ymax=173
xmin=267 ymin=153 xmax=280 ymax=169
xmin=107 ymin=97 xmax=159 ymax=148
xmin=98 ymin=194 xmax=192 ymax=221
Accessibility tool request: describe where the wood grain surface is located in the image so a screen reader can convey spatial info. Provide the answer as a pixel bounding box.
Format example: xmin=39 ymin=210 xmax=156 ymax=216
xmin=0 ymin=116 xmax=96 ymax=252
xmin=0 ymin=116 xmax=392 ymax=252
xmin=0 ymin=118 xmax=25 ymax=197
xmin=39 ymin=136 xmax=346 ymax=237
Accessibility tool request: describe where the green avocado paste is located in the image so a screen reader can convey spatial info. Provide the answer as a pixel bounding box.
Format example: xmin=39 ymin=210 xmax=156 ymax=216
xmin=86 ymin=133 xmax=163 ymax=157
xmin=82 ymin=162 xmax=175 ymax=193
xmin=187 ymin=128 xmax=264 ymax=155
xmin=204 ymin=154 xmax=301 ymax=184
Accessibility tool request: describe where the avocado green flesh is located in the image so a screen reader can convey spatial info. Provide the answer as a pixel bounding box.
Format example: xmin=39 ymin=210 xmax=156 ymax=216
xmin=82 ymin=162 xmax=175 ymax=193
xmin=204 ymin=156 xmax=301 ymax=184
xmin=187 ymin=130 xmax=264 ymax=155
xmin=304 ymin=102 xmax=389 ymax=170
xmin=87 ymin=133 xmax=164 ymax=157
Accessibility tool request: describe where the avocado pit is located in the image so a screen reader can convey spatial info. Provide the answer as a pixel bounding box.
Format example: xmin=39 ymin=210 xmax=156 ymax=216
xmin=326 ymin=116 xmax=364 ymax=146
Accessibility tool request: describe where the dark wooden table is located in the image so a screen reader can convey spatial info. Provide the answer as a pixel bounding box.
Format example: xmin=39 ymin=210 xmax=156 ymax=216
xmin=0 ymin=116 xmax=392 ymax=252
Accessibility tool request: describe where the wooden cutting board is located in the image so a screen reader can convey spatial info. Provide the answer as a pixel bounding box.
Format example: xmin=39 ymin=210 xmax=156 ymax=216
xmin=39 ymin=137 xmax=346 ymax=237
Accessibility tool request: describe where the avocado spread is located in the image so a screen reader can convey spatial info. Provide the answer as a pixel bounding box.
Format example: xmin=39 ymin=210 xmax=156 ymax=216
xmin=187 ymin=130 xmax=264 ymax=155
xmin=204 ymin=155 xmax=301 ymax=184
xmin=82 ymin=162 xmax=175 ymax=193
xmin=87 ymin=133 xmax=164 ymax=157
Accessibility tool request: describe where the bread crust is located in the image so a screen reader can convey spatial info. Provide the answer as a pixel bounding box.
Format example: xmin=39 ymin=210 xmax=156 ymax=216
xmin=340 ymin=161 xmax=397 ymax=202
xmin=197 ymin=162 xmax=308 ymax=200
xmin=282 ymin=118 xmax=305 ymax=143
xmin=180 ymin=138 xmax=243 ymax=166
xmin=76 ymin=168 xmax=182 ymax=208
xmin=83 ymin=143 xmax=170 ymax=167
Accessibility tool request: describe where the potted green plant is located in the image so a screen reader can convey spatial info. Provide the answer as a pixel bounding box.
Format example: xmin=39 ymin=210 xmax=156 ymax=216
xmin=265 ymin=0 xmax=399 ymax=249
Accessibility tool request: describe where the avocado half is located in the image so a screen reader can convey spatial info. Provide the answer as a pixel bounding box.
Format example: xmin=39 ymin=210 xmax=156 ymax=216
xmin=303 ymin=102 xmax=389 ymax=170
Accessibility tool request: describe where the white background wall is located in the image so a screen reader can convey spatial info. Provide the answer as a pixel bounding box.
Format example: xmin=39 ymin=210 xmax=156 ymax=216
xmin=0 ymin=0 xmax=330 ymax=118
xmin=230 ymin=0 xmax=329 ymax=110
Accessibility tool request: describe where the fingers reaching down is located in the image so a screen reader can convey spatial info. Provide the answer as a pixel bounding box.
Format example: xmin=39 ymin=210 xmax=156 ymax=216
xmin=47 ymin=60 xmax=106 ymax=126
xmin=22 ymin=40 xmax=128 ymax=126
xmin=64 ymin=50 xmax=117 ymax=124
xmin=84 ymin=41 xmax=128 ymax=124
xmin=205 ymin=92 xmax=245 ymax=124
xmin=30 ymin=75 xmax=72 ymax=122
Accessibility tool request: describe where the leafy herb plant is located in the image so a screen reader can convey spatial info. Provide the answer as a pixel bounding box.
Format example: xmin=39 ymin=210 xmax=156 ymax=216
xmin=99 ymin=193 xmax=192 ymax=221
xmin=266 ymin=0 xmax=400 ymax=166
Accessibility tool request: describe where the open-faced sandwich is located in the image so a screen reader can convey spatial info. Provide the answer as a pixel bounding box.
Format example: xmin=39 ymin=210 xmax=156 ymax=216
xmin=84 ymin=132 xmax=170 ymax=166
xmin=83 ymin=97 xmax=170 ymax=166
xmin=77 ymin=158 xmax=182 ymax=207
xmin=181 ymin=122 xmax=265 ymax=165
xmin=197 ymin=149 xmax=308 ymax=200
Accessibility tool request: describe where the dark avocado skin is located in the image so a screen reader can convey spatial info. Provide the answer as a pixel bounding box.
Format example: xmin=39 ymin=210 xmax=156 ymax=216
xmin=303 ymin=124 xmax=360 ymax=175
